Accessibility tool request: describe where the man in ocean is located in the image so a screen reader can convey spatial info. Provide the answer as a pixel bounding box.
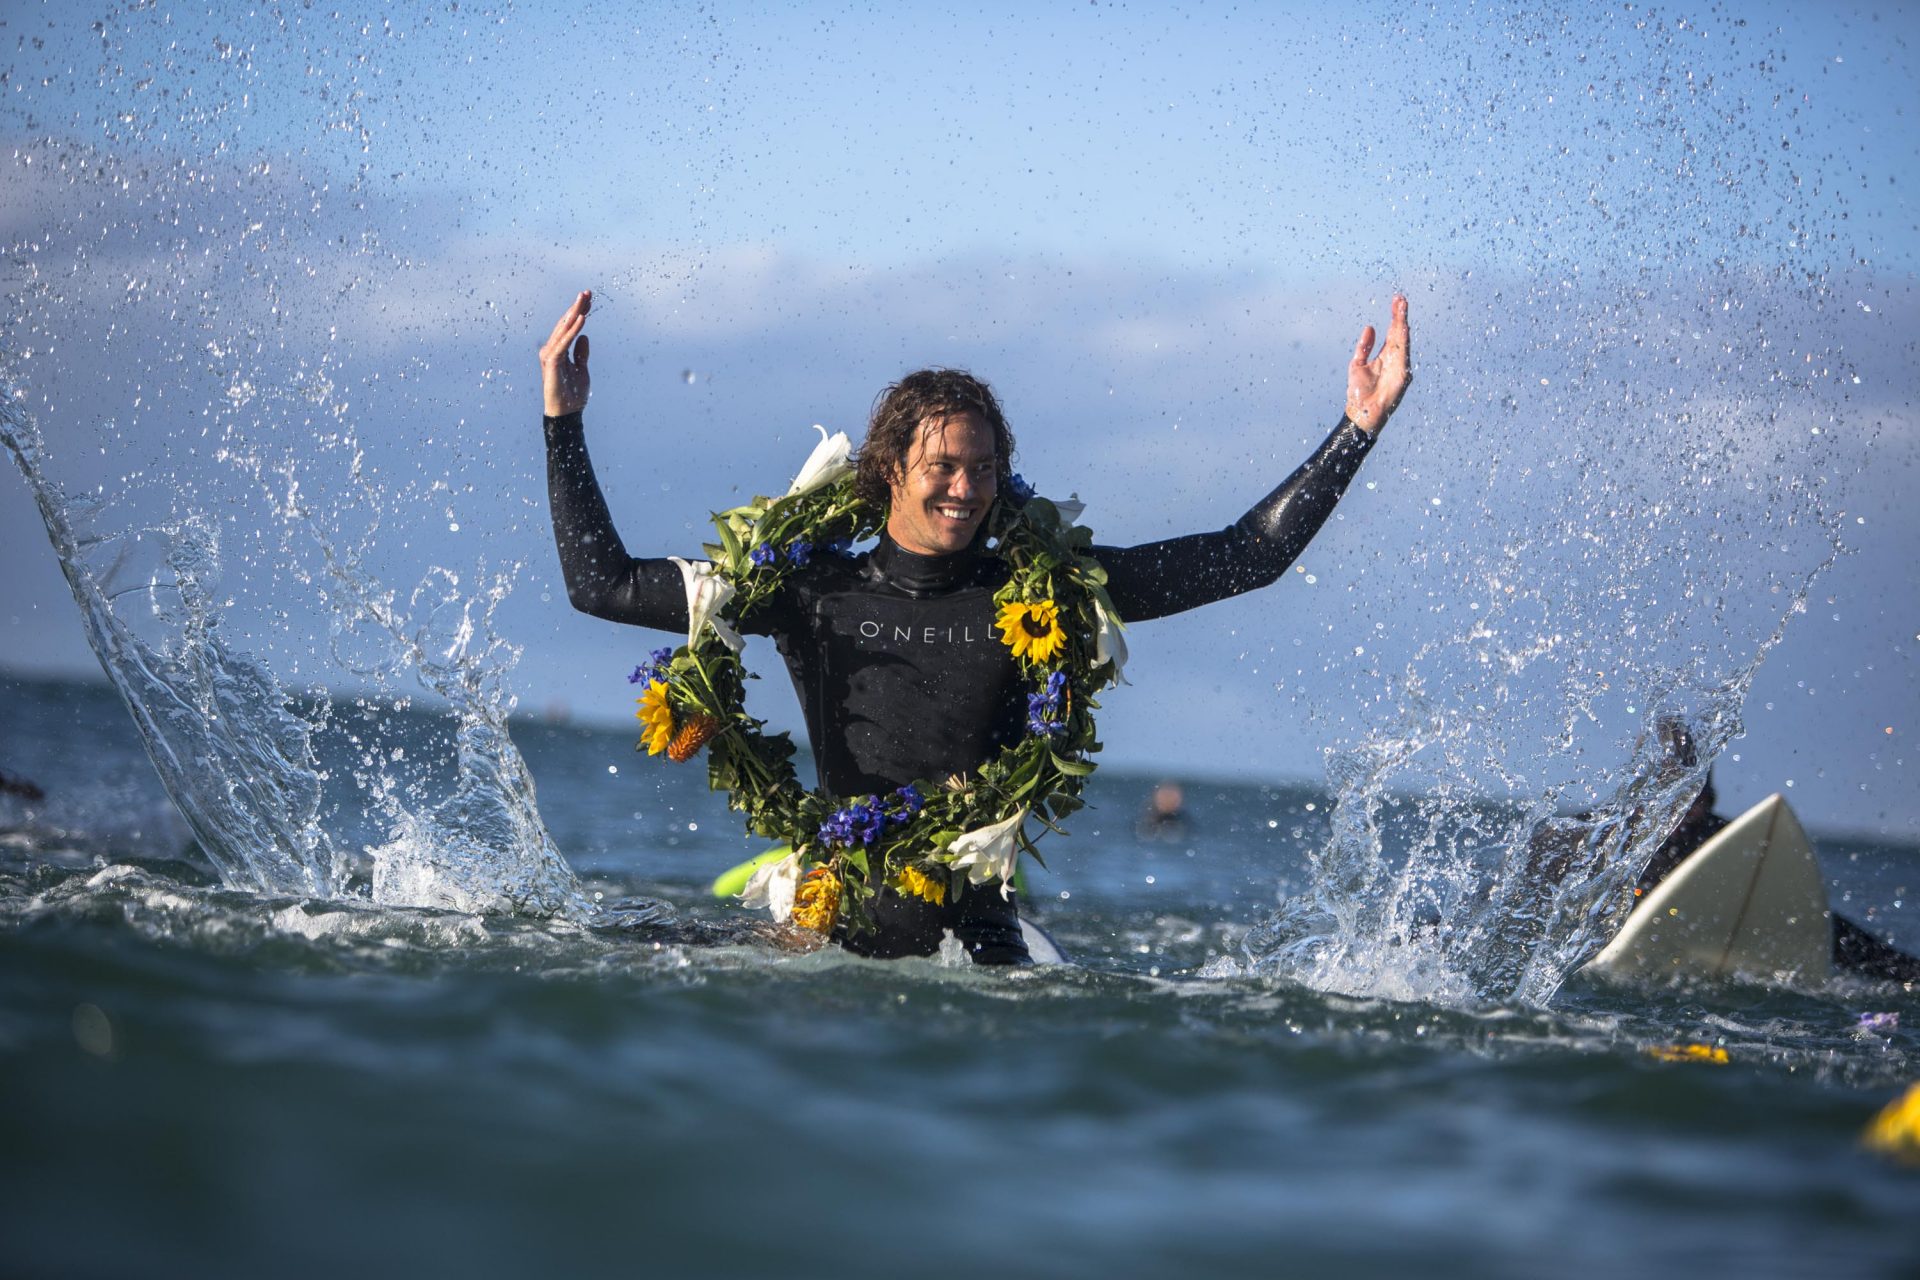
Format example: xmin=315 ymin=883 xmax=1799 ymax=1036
xmin=539 ymin=288 xmax=1411 ymax=962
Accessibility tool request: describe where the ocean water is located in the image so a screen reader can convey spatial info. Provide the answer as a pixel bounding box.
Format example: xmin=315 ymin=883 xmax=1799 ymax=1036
xmin=3 ymin=672 xmax=1916 ymax=1279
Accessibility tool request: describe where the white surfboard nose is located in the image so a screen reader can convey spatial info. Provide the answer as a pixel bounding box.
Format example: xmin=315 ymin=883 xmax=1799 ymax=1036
xmin=1583 ymin=793 xmax=1833 ymax=986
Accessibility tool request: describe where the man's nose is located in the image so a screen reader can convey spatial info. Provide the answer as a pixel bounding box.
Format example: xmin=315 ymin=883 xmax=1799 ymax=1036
xmin=949 ymin=469 xmax=975 ymax=499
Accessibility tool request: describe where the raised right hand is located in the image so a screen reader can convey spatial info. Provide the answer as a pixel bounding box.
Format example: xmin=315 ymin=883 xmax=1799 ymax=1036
xmin=539 ymin=290 xmax=592 ymax=417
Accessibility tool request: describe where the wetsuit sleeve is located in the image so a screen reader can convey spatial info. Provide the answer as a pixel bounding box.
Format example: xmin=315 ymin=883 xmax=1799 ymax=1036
xmin=1096 ymin=416 xmax=1376 ymax=622
xmin=544 ymin=412 xmax=692 ymax=633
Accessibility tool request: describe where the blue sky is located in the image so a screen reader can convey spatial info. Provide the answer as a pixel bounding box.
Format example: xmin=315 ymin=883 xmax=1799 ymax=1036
xmin=2 ymin=1 xmax=1917 ymax=839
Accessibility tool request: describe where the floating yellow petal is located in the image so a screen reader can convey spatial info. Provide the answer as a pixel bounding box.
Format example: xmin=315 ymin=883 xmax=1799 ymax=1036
xmin=1644 ymin=1043 xmax=1728 ymax=1065
xmin=997 ymin=599 xmax=1066 ymax=664
xmin=896 ymin=863 xmax=947 ymax=906
xmin=636 ymin=680 xmax=674 ymax=756
xmin=1863 ymin=1082 xmax=1920 ymax=1164
xmin=791 ymin=867 xmax=842 ymax=934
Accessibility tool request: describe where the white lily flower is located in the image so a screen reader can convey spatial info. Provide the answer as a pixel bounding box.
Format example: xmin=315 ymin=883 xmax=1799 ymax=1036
xmin=1094 ymin=598 xmax=1129 ymax=685
xmin=786 ymin=424 xmax=855 ymax=498
xmin=1052 ymin=494 xmax=1086 ymax=527
xmin=668 ymin=556 xmax=745 ymax=652
xmin=738 ymin=850 xmax=801 ymax=922
xmin=947 ymin=808 xmax=1028 ymax=900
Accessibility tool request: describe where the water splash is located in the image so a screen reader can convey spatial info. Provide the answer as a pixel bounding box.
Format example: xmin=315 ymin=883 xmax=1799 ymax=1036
xmin=2 ymin=382 xmax=340 ymax=897
xmin=1236 ymin=518 xmax=1846 ymax=1007
xmin=2 ymin=373 xmax=586 ymax=918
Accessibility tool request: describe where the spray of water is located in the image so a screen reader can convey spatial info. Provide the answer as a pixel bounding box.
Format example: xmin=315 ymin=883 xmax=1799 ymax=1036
xmin=1233 ymin=432 xmax=1851 ymax=1005
xmin=3 ymin=380 xmax=341 ymax=897
xmin=2 ymin=374 xmax=585 ymax=917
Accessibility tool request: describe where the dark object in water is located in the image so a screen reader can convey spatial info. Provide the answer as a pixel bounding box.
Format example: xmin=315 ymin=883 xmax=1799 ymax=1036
xmin=1833 ymin=915 xmax=1920 ymax=984
xmin=0 ymin=766 xmax=46 ymax=802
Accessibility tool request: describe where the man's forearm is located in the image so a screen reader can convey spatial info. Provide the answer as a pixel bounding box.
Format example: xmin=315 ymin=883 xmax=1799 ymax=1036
xmin=544 ymin=412 xmax=686 ymax=628
xmin=1231 ymin=414 xmax=1377 ymax=567
xmin=1097 ymin=415 xmax=1377 ymax=622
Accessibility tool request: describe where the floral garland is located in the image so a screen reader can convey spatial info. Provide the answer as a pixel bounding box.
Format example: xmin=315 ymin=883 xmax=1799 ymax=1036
xmin=628 ymin=426 xmax=1128 ymax=938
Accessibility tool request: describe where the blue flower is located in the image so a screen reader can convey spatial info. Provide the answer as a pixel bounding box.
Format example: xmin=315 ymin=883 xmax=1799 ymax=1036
xmin=1026 ymin=670 xmax=1068 ymax=736
xmin=628 ymin=646 xmax=677 ymax=685
xmin=1008 ymin=472 xmax=1035 ymax=503
xmin=893 ymin=784 xmax=924 ymax=817
xmin=819 ymin=795 xmax=889 ymax=848
xmin=853 ymin=801 xmax=887 ymax=844
xmin=749 ymin=543 xmax=779 ymax=568
xmin=1027 ymin=705 xmax=1065 ymax=737
xmin=787 ymin=539 xmax=813 ymax=567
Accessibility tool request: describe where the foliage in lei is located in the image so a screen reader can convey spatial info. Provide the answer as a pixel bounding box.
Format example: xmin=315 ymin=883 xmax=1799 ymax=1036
xmin=629 ymin=430 xmax=1126 ymax=937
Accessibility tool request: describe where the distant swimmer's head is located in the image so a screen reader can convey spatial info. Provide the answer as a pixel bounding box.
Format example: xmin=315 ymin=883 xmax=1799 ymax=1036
xmin=858 ymin=369 xmax=1016 ymax=556
xmin=1152 ymin=781 xmax=1185 ymax=816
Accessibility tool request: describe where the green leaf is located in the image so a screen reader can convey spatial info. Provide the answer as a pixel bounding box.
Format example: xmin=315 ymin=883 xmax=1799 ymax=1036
xmin=1071 ymin=559 xmax=1108 ymax=587
xmin=714 ymin=518 xmax=745 ymax=568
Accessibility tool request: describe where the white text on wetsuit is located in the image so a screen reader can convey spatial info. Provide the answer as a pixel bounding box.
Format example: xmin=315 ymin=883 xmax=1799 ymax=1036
xmin=856 ymin=621 xmax=1001 ymax=644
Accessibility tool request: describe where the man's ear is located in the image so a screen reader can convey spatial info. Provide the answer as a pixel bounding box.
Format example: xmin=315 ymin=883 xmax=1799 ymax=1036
xmin=887 ymin=441 xmax=916 ymax=489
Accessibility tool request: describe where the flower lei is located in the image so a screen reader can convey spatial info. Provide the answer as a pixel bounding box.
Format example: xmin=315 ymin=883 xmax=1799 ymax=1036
xmin=629 ymin=426 xmax=1128 ymax=938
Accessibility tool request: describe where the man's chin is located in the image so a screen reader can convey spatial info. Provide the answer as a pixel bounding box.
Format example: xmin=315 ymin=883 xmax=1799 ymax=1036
xmin=929 ymin=522 xmax=982 ymax=551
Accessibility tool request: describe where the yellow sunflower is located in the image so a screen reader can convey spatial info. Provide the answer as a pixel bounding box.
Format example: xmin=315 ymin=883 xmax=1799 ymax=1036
xmin=895 ymin=862 xmax=948 ymax=906
xmin=636 ymin=680 xmax=675 ymax=756
xmin=997 ymin=599 xmax=1066 ymax=663
xmin=791 ymin=867 xmax=842 ymax=933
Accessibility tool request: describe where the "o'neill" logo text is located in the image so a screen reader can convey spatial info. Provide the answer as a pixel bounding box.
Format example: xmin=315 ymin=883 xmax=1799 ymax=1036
xmin=856 ymin=621 xmax=999 ymax=645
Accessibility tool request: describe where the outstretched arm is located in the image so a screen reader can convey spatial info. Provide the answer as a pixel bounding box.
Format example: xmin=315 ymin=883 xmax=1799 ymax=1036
xmin=540 ymin=291 xmax=689 ymax=631
xmin=1098 ymin=297 xmax=1411 ymax=621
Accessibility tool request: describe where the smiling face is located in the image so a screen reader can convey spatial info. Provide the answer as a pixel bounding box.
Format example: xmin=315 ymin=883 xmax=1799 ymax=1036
xmin=884 ymin=410 xmax=999 ymax=556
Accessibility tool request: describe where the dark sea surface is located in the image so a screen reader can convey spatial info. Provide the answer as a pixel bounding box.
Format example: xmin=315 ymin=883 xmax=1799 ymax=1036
xmin=2 ymin=672 xmax=1916 ymax=1280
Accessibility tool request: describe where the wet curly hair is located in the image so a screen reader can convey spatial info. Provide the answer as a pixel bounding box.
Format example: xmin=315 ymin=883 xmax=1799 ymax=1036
xmin=852 ymin=368 xmax=1016 ymax=509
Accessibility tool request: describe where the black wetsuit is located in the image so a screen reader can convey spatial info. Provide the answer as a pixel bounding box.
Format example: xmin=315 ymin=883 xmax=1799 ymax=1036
xmin=546 ymin=410 xmax=1376 ymax=962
